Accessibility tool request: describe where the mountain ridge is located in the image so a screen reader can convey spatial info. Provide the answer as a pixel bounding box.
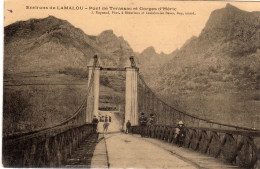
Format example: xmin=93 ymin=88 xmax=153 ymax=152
xmin=146 ymin=4 xmax=260 ymax=128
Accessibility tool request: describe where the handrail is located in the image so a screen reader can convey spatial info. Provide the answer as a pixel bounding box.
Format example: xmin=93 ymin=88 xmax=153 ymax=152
xmin=130 ymin=125 xmax=260 ymax=168
xmin=3 ymin=124 xmax=96 ymax=167
xmin=4 ymin=124 xmax=87 ymax=146
xmin=188 ymin=126 xmax=260 ymax=137
xmin=131 ymin=125 xmax=260 ymax=136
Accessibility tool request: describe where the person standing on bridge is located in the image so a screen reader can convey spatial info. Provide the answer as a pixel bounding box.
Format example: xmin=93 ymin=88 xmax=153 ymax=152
xmin=92 ymin=115 xmax=99 ymax=133
xmin=139 ymin=113 xmax=147 ymax=137
xmin=125 ymin=120 xmax=131 ymax=134
xmin=146 ymin=114 xmax=154 ymax=137
xmin=148 ymin=113 xmax=155 ymax=125
xmin=175 ymin=121 xmax=186 ymax=147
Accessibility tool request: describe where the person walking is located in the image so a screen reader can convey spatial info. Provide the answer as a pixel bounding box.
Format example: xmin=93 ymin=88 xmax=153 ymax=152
xmin=126 ymin=120 xmax=131 ymax=134
xmin=103 ymin=121 xmax=110 ymax=134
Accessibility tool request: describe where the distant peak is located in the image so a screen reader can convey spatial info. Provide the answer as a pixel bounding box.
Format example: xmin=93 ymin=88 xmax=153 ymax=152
xmin=47 ymin=15 xmax=56 ymax=18
xmin=27 ymin=16 xmax=70 ymax=27
xmin=46 ymin=15 xmax=59 ymax=20
xmin=202 ymin=3 xmax=251 ymax=33
xmin=105 ymin=29 xmax=114 ymax=33
xmin=225 ymin=3 xmax=233 ymax=8
xmin=225 ymin=3 xmax=236 ymax=9
xmin=160 ymin=51 xmax=165 ymax=55
xmin=41 ymin=15 xmax=65 ymax=22
xmin=210 ymin=3 xmax=243 ymax=17
xmin=99 ymin=30 xmax=115 ymax=36
xmin=141 ymin=46 xmax=157 ymax=55
xmin=97 ymin=30 xmax=117 ymax=41
xmin=224 ymin=3 xmax=241 ymax=11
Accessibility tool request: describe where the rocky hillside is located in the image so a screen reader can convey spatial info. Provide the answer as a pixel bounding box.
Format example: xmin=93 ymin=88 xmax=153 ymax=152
xmin=142 ymin=4 xmax=260 ymax=128
xmin=4 ymin=16 xmax=133 ymax=75
xmin=135 ymin=46 xmax=175 ymax=87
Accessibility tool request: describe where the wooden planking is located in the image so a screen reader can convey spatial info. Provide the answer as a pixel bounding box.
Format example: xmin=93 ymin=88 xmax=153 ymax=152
xmin=64 ymin=133 xmax=108 ymax=168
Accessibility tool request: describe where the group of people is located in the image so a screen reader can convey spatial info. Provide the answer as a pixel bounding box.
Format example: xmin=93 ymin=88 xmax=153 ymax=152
xmin=92 ymin=113 xmax=186 ymax=147
xmin=138 ymin=112 xmax=186 ymax=147
xmin=139 ymin=113 xmax=156 ymax=126
xmin=92 ymin=115 xmax=110 ymax=134
xmin=92 ymin=115 xmax=132 ymax=134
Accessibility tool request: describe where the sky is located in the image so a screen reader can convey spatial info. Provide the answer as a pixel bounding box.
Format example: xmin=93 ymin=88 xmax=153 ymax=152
xmin=4 ymin=0 xmax=260 ymax=54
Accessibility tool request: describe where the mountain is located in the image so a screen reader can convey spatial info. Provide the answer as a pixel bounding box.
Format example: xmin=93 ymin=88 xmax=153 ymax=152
xmin=141 ymin=46 xmax=156 ymax=56
xmin=143 ymin=4 xmax=260 ymax=128
xmin=4 ymin=16 xmax=134 ymax=75
xmin=3 ymin=16 xmax=133 ymax=134
xmin=135 ymin=46 xmax=176 ymax=88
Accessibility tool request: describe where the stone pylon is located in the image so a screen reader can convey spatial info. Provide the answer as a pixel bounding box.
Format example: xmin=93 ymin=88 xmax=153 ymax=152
xmin=124 ymin=67 xmax=138 ymax=130
xmin=86 ymin=66 xmax=100 ymax=123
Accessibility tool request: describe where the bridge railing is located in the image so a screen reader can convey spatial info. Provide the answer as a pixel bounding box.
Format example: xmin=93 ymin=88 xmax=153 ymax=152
xmin=130 ymin=125 xmax=260 ymax=168
xmin=3 ymin=123 xmax=96 ymax=167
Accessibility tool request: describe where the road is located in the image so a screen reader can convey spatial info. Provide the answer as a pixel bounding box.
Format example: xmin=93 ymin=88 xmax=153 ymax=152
xmin=105 ymin=132 xmax=197 ymax=168
xmin=66 ymin=132 xmax=239 ymax=168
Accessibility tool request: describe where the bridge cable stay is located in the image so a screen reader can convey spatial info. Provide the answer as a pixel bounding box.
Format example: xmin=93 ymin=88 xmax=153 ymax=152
xmin=136 ymin=71 xmax=258 ymax=131
xmin=52 ymin=55 xmax=99 ymax=126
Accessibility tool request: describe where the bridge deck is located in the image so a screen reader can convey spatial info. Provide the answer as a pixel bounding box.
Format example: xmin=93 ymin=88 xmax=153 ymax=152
xmin=64 ymin=134 xmax=108 ymax=168
xmin=65 ymin=132 xmax=240 ymax=168
xmin=106 ymin=132 xmax=196 ymax=168
xmin=138 ymin=135 xmax=240 ymax=169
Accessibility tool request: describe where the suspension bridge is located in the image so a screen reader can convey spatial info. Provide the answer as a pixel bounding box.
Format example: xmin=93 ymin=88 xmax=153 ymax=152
xmin=3 ymin=55 xmax=260 ymax=168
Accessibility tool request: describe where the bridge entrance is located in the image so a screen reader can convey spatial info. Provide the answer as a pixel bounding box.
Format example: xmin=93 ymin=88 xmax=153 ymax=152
xmin=97 ymin=69 xmax=125 ymax=132
xmin=87 ymin=56 xmax=139 ymax=131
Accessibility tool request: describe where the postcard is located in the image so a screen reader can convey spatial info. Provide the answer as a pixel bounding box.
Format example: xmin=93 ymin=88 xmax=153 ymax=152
xmin=3 ymin=0 xmax=260 ymax=168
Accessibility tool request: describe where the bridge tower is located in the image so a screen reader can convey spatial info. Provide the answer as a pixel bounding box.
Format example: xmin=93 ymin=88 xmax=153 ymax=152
xmin=86 ymin=55 xmax=100 ymax=123
xmin=124 ymin=56 xmax=139 ymax=130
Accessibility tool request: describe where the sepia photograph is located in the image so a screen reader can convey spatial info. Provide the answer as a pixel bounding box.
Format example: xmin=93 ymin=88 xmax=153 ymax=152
xmin=2 ymin=0 xmax=260 ymax=168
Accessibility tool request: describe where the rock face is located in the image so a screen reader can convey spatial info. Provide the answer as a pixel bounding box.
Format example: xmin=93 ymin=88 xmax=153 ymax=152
xmin=135 ymin=46 xmax=175 ymax=88
xmin=145 ymin=4 xmax=260 ymax=128
xmin=157 ymin=4 xmax=260 ymax=92
xmin=198 ymin=4 xmax=259 ymax=57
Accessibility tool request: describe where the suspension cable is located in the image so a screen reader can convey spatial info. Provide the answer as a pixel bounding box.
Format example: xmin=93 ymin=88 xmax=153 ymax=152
xmin=137 ymin=71 xmax=258 ymax=131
